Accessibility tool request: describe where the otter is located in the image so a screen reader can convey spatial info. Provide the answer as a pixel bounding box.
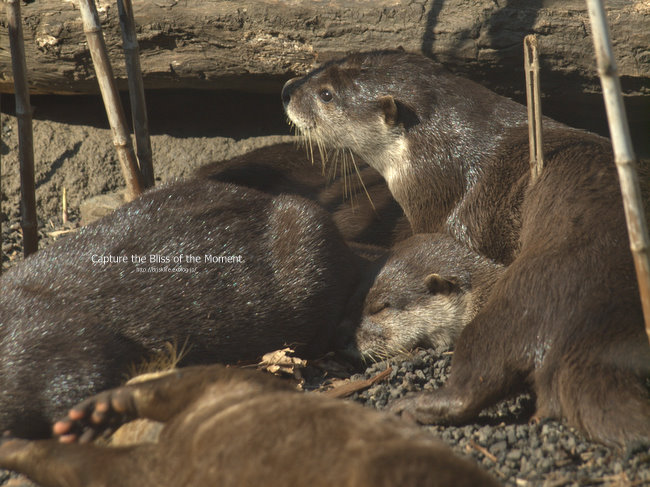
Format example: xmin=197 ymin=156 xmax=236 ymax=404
xmin=0 ymin=175 xmax=362 ymax=438
xmin=0 ymin=365 xmax=500 ymax=487
xmin=200 ymin=142 xmax=412 ymax=247
xmin=346 ymin=233 xmax=503 ymax=361
xmin=283 ymin=50 xmax=650 ymax=448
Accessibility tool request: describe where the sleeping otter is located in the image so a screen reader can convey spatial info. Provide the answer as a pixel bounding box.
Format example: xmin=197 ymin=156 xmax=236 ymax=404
xmin=283 ymin=50 xmax=650 ymax=448
xmin=0 ymin=365 xmax=499 ymax=487
xmin=0 ymin=176 xmax=362 ymax=438
xmin=345 ymin=233 xmax=503 ymax=361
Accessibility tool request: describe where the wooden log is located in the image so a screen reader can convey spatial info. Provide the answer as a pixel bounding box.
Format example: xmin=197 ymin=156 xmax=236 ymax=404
xmin=0 ymin=0 xmax=647 ymax=100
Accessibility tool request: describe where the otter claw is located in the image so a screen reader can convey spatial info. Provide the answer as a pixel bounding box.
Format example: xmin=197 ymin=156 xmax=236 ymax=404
xmin=390 ymin=393 xmax=443 ymax=424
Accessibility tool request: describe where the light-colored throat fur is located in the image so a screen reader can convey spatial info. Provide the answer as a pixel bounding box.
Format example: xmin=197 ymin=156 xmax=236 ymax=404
xmin=372 ymin=136 xmax=410 ymax=186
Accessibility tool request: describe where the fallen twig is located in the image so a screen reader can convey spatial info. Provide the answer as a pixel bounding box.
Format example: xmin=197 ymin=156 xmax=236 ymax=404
xmin=322 ymin=366 xmax=392 ymax=398
xmin=468 ymin=439 xmax=498 ymax=463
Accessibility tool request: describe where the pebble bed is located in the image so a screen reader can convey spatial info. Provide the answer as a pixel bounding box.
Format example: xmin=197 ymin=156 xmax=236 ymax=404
xmin=345 ymin=347 xmax=650 ymax=487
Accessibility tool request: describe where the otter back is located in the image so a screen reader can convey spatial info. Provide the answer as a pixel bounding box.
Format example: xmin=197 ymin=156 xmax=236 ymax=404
xmin=197 ymin=142 xmax=412 ymax=247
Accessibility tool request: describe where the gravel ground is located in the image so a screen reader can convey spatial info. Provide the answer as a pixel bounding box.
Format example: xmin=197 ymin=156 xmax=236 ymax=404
xmin=342 ymin=348 xmax=650 ymax=487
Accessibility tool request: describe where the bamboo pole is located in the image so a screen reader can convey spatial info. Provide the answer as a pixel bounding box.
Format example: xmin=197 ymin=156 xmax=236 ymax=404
xmin=62 ymin=187 xmax=68 ymax=225
xmin=586 ymin=0 xmax=650 ymax=345
xmin=524 ymin=35 xmax=544 ymax=182
xmin=117 ymin=0 xmax=154 ymax=188
xmin=1 ymin=89 xmax=2 ymax=274
xmin=77 ymin=0 xmax=143 ymax=202
xmin=6 ymin=0 xmax=38 ymax=257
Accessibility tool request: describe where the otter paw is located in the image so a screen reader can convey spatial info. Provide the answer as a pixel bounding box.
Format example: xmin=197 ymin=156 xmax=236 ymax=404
xmin=53 ymin=387 xmax=137 ymax=444
xmin=389 ymin=391 xmax=468 ymax=425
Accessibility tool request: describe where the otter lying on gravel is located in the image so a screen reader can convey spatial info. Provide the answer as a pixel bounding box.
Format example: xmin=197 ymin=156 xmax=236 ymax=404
xmin=0 ymin=173 xmax=362 ymax=438
xmin=0 ymin=365 xmax=499 ymax=487
xmin=283 ymin=50 xmax=650 ymax=448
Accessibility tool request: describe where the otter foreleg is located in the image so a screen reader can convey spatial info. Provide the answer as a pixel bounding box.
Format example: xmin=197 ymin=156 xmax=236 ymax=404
xmin=390 ymin=264 xmax=534 ymax=424
xmin=54 ymin=364 xmax=290 ymax=443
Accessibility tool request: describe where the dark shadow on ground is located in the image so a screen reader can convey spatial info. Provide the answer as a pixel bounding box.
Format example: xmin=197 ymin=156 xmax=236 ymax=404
xmin=1 ymin=90 xmax=291 ymax=140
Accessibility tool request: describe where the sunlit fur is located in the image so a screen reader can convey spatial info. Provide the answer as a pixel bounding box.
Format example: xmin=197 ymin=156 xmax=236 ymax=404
xmin=356 ymin=291 xmax=471 ymax=361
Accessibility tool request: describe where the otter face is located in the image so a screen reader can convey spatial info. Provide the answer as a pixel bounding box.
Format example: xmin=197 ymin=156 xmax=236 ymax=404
xmin=355 ymin=270 xmax=471 ymax=361
xmin=281 ymin=53 xmax=415 ymax=173
xmin=345 ymin=232 xmax=503 ymax=362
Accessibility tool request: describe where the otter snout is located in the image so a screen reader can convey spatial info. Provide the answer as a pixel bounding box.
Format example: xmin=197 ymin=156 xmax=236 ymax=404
xmin=281 ymin=77 xmax=300 ymax=108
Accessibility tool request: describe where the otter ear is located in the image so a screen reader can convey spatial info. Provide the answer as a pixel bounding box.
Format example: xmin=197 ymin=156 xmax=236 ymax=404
xmin=378 ymin=96 xmax=420 ymax=129
xmin=378 ymin=95 xmax=399 ymax=126
xmin=424 ymin=273 xmax=459 ymax=295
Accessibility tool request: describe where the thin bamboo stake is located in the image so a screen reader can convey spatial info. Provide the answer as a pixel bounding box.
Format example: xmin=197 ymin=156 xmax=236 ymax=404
xmin=1 ymin=88 xmax=2 ymax=274
xmin=117 ymin=0 xmax=154 ymax=188
xmin=6 ymin=0 xmax=38 ymax=257
xmin=62 ymin=187 xmax=68 ymax=225
xmin=586 ymin=0 xmax=650 ymax=345
xmin=77 ymin=0 xmax=143 ymax=202
xmin=524 ymin=35 xmax=544 ymax=181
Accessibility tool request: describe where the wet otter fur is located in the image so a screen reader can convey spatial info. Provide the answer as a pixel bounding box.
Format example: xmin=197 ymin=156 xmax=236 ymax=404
xmin=0 ymin=365 xmax=499 ymax=487
xmin=347 ymin=233 xmax=503 ymax=361
xmin=283 ymin=50 xmax=650 ymax=448
xmin=0 ymin=175 xmax=362 ymax=438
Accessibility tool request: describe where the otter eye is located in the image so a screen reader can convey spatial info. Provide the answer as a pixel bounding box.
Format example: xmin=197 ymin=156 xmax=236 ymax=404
xmin=369 ymin=301 xmax=390 ymax=315
xmin=319 ymin=89 xmax=333 ymax=102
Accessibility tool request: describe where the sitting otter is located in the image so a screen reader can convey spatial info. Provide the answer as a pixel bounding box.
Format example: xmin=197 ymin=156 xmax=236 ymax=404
xmin=345 ymin=233 xmax=503 ymax=361
xmin=0 ymin=365 xmax=499 ymax=487
xmin=283 ymin=50 xmax=650 ymax=448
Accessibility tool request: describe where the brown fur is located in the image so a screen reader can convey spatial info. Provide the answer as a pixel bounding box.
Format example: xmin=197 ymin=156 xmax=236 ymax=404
xmin=283 ymin=50 xmax=650 ymax=449
xmin=0 ymin=365 xmax=499 ymax=487
xmin=0 ymin=142 xmax=412 ymax=439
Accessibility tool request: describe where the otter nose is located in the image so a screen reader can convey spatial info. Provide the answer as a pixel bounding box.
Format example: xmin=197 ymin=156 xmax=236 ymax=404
xmin=281 ymin=77 xmax=299 ymax=108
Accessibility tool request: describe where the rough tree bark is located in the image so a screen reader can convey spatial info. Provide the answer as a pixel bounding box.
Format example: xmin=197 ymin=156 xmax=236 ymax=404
xmin=0 ymin=0 xmax=647 ymax=100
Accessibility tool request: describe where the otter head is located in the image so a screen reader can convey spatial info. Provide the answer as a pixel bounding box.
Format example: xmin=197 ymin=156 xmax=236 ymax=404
xmin=346 ymin=233 xmax=491 ymax=362
xmin=355 ymin=268 xmax=472 ymax=362
xmin=282 ymin=51 xmax=422 ymax=177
